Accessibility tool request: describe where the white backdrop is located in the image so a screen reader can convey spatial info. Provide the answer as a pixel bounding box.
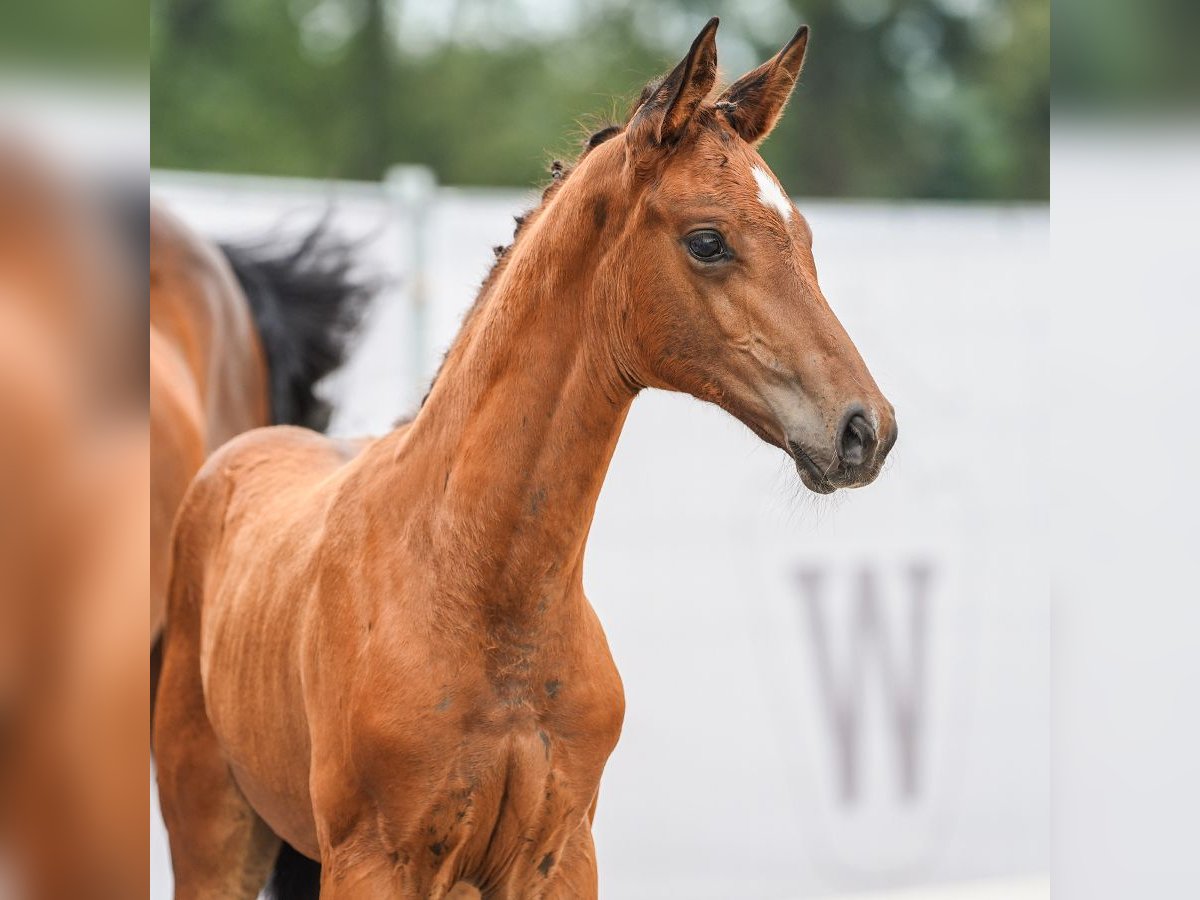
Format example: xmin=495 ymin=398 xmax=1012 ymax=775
xmin=151 ymin=171 xmax=1050 ymax=900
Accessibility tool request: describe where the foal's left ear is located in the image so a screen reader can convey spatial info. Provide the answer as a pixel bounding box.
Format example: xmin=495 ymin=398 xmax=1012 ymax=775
xmin=716 ymin=25 xmax=809 ymax=145
xmin=630 ymin=17 xmax=720 ymax=146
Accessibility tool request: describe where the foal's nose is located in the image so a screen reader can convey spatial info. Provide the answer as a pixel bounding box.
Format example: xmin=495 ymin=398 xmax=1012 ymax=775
xmin=837 ymin=411 xmax=877 ymax=467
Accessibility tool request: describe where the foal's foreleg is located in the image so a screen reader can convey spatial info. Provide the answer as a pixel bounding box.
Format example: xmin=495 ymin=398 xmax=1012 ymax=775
xmin=154 ymin=614 xmax=279 ymax=899
xmin=318 ymin=863 xmax=483 ymax=900
xmin=540 ymin=821 xmax=600 ymax=900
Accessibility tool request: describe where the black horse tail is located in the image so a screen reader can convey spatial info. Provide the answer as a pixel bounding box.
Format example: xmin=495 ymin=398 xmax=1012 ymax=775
xmin=265 ymin=842 xmax=322 ymax=900
xmin=220 ymin=222 xmax=373 ymax=432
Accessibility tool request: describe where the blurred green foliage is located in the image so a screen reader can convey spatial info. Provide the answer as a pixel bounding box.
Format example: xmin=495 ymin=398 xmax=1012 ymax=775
xmin=1054 ymin=0 xmax=1200 ymax=108
xmin=1 ymin=0 xmax=145 ymax=73
xmin=151 ymin=0 xmax=1048 ymax=200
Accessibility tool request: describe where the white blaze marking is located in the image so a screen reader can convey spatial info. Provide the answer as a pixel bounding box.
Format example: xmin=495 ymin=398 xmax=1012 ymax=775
xmin=752 ymin=164 xmax=793 ymax=223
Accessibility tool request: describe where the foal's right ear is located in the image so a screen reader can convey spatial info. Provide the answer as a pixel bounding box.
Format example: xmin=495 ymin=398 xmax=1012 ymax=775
xmin=629 ymin=17 xmax=720 ymax=147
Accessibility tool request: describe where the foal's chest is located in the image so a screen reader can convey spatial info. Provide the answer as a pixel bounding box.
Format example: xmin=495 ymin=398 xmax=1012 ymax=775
xmin=348 ymin=629 xmax=625 ymax=885
xmin=359 ymin=715 xmax=613 ymax=891
xmin=338 ymin=587 xmax=625 ymax=887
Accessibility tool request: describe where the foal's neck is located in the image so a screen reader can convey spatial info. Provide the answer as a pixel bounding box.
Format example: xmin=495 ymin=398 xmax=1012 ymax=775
xmin=396 ymin=186 xmax=633 ymax=607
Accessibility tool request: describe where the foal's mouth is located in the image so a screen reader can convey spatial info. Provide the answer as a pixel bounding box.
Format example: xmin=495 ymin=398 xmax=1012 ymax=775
xmin=788 ymin=441 xmax=838 ymax=495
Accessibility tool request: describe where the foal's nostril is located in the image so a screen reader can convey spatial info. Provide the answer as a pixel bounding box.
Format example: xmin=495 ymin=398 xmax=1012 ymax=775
xmin=838 ymin=413 xmax=875 ymax=467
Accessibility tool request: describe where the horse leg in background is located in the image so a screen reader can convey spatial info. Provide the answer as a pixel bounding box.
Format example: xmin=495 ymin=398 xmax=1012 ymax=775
xmin=154 ymin=590 xmax=280 ymax=898
xmin=148 ymin=329 xmax=205 ymax=643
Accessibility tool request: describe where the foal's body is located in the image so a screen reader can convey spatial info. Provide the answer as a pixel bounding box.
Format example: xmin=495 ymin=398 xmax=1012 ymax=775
xmin=157 ymin=20 xmax=897 ymax=898
xmin=165 ymin=216 xmax=630 ymax=894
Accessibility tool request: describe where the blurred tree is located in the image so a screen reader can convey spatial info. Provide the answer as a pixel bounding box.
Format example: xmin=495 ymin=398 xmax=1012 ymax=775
xmin=150 ymin=0 xmax=1048 ymax=200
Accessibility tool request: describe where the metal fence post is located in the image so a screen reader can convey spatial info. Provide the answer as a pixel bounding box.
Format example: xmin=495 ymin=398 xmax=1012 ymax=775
xmin=385 ymin=164 xmax=437 ymax=409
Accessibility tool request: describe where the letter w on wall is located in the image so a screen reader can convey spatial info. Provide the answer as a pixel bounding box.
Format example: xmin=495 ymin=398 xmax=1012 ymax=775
xmin=798 ymin=563 xmax=934 ymax=806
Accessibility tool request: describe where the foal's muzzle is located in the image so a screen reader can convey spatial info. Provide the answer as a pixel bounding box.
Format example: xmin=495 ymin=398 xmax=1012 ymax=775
xmin=789 ymin=405 xmax=897 ymax=494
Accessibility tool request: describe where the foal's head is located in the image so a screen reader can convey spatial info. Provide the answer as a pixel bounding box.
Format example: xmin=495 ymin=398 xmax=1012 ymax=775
xmin=569 ymin=19 xmax=896 ymax=493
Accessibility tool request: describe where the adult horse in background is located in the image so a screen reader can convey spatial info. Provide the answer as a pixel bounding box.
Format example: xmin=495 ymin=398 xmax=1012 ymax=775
xmin=149 ymin=205 xmax=370 ymax=644
xmin=156 ymin=19 xmax=897 ymax=900
xmin=0 ymin=139 xmax=150 ymax=900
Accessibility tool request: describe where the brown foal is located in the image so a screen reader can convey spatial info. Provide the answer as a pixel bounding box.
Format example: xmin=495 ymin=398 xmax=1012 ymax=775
xmin=155 ymin=19 xmax=897 ymax=899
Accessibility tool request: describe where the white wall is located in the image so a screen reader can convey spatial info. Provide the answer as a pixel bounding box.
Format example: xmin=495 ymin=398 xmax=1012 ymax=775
xmin=151 ymin=172 xmax=1050 ymax=899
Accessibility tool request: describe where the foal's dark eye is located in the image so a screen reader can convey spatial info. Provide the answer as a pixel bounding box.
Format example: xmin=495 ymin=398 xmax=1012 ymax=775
xmin=685 ymin=229 xmax=726 ymax=262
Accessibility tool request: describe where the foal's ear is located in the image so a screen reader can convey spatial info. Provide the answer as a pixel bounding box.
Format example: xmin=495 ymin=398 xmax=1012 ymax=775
xmin=716 ymin=25 xmax=809 ymax=145
xmin=630 ymin=17 xmax=719 ymax=146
